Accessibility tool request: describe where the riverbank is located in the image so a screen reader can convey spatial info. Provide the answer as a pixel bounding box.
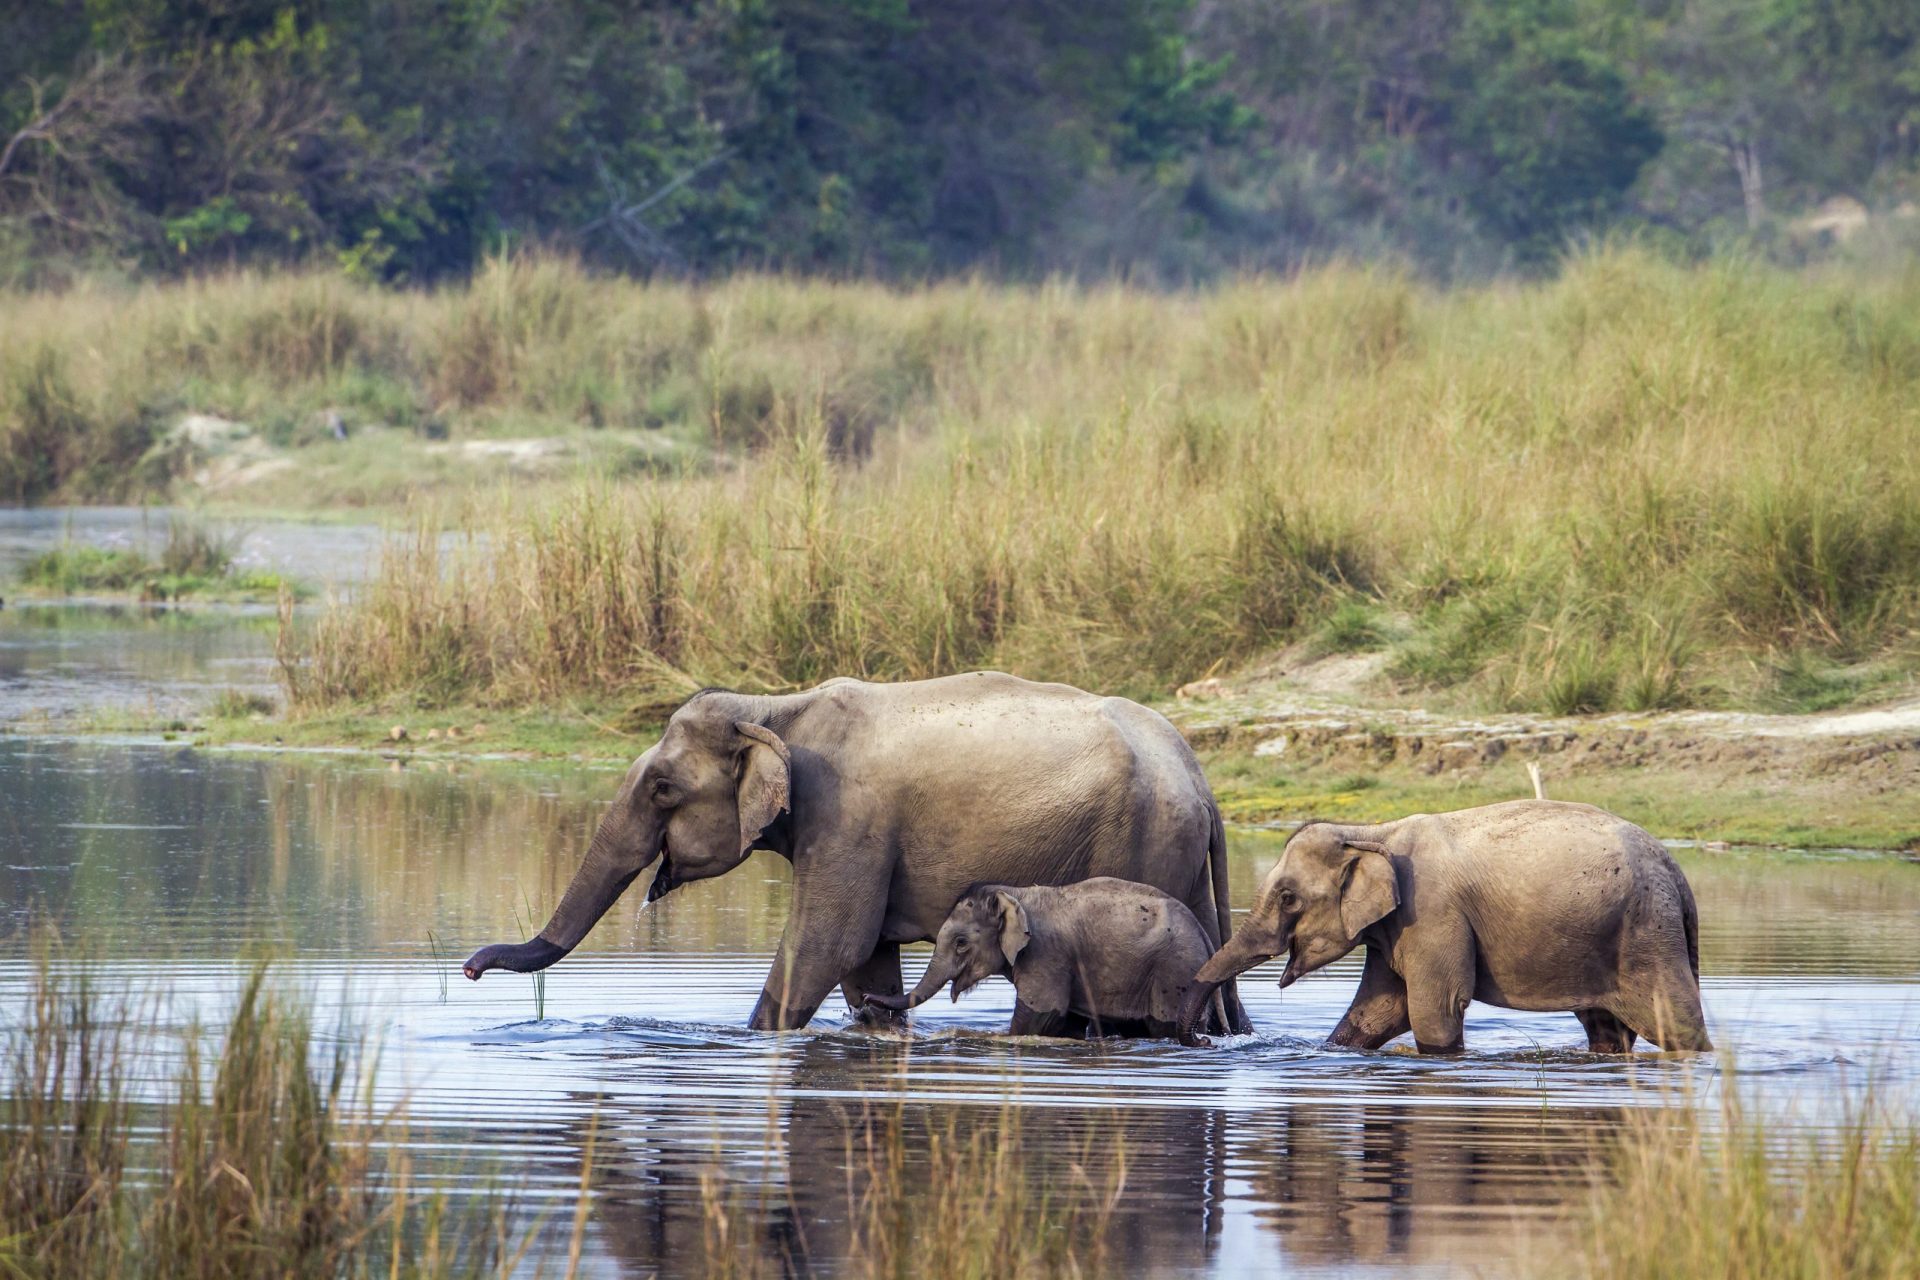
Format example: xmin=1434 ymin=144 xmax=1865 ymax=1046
xmin=26 ymin=681 xmax=1914 ymax=852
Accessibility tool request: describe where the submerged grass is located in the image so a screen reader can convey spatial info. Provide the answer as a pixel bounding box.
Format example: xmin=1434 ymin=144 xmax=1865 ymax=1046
xmin=844 ymin=1104 xmax=1125 ymax=1280
xmin=3 ymin=936 xmax=1128 ymax=1278
xmin=696 ymin=1095 xmax=1126 ymax=1279
xmin=1584 ymin=1083 xmax=1920 ymax=1279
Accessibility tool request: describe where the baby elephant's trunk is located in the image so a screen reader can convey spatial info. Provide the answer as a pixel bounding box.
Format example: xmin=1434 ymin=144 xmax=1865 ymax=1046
xmin=864 ymin=952 xmax=955 ymax=1013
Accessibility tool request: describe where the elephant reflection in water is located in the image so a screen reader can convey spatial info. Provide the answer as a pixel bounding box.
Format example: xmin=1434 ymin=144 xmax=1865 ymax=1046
xmin=538 ymin=1037 xmax=1229 ymax=1276
xmin=1238 ymin=1097 xmax=1624 ymax=1268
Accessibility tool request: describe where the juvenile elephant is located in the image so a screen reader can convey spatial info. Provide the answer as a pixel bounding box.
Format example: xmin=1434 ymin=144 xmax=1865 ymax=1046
xmin=464 ymin=672 xmax=1251 ymax=1035
xmin=864 ymin=878 xmax=1222 ymax=1045
xmin=1178 ymin=800 xmax=1711 ymax=1054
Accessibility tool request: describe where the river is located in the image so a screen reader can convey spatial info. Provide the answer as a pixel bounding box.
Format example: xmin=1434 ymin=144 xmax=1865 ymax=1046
xmin=2 ymin=737 xmax=1916 ymax=1276
xmin=1 ymin=510 xmax=1917 ymax=1276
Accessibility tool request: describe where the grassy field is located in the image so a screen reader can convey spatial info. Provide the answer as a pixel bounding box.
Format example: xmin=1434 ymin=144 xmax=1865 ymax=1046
xmin=258 ymin=250 xmax=1916 ymax=718
xmin=6 ymin=248 xmax=1918 ymax=716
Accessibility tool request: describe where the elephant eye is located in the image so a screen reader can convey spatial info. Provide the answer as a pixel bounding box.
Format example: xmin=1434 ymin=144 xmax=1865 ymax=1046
xmin=954 ymin=937 xmax=969 ymax=951
xmin=649 ymin=777 xmax=680 ymax=806
xmin=1278 ymin=888 xmax=1298 ymax=910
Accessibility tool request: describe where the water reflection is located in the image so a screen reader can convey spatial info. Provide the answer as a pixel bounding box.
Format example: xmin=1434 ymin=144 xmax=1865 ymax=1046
xmin=515 ymin=1037 xmax=1620 ymax=1277
xmin=0 ymin=603 xmax=280 ymax=725
xmin=577 ymin=1036 xmax=1231 ymax=1276
xmin=0 ymin=508 xmax=438 ymax=726
xmin=2 ymin=739 xmax=1917 ymax=1277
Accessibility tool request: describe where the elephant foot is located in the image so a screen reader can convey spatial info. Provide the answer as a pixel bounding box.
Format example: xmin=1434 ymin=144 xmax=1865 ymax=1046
xmin=852 ymin=998 xmax=910 ymax=1030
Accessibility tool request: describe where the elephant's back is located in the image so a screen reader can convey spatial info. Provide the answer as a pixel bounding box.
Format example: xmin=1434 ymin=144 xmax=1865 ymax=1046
xmin=1441 ymin=801 xmax=1694 ymax=1006
xmin=837 ymin=672 xmax=1201 ymax=799
xmin=825 ymin=680 xmax=1214 ymax=932
xmin=1066 ymin=878 xmax=1214 ymax=955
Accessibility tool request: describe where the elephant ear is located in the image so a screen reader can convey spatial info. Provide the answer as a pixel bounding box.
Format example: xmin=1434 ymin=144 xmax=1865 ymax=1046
xmin=995 ymin=892 xmax=1032 ymax=967
xmin=733 ymin=721 xmax=791 ymax=856
xmin=1338 ymin=843 xmax=1398 ymax=941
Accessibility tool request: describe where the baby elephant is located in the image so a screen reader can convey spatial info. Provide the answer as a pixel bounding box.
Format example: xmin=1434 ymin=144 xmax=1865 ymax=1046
xmin=1179 ymin=800 xmax=1712 ymax=1055
xmin=865 ymin=878 xmax=1222 ymax=1045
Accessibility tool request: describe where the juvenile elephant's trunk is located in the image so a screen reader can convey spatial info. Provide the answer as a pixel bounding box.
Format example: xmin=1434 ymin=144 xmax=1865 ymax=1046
xmin=865 ymin=952 xmax=957 ymax=1013
xmin=1178 ymin=933 xmax=1272 ymax=1040
xmin=1176 ymin=978 xmax=1223 ymax=1043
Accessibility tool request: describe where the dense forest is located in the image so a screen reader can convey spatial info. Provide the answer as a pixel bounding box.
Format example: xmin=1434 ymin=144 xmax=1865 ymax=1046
xmin=2 ymin=0 xmax=1917 ymax=282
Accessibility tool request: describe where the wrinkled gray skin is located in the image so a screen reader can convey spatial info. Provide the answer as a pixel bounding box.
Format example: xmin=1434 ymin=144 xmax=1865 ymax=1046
xmin=1178 ymin=800 xmax=1711 ymax=1054
xmin=863 ymin=878 xmax=1224 ymax=1046
xmin=465 ymin=672 xmax=1251 ymax=1035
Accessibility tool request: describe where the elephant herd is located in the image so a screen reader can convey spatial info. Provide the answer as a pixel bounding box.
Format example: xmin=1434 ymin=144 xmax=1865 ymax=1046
xmin=465 ymin=672 xmax=1712 ymax=1054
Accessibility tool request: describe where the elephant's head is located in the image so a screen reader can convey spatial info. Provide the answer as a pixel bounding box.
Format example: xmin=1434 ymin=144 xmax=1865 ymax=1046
xmin=464 ymin=693 xmax=790 ymax=980
xmin=864 ymin=888 xmax=1028 ymax=1013
xmin=1177 ymin=823 xmax=1398 ymax=1035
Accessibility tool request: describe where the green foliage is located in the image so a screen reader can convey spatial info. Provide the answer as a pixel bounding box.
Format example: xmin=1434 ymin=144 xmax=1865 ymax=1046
xmin=209 ymin=687 xmax=276 ymax=718
xmin=163 ymin=196 xmax=252 ymax=258
xmin=1453 ymin=5 xmax=1663 ymax=258
xmin=6 ymin=0 xmax=1912 ymax=279
xmin=14 ymin=519 xmax=297 ymax=602
xmin=1310 ymin=598 xmax=1393 ymax=656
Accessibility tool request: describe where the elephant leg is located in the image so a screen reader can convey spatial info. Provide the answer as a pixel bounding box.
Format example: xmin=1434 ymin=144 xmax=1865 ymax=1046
xmin=1609 ymin=980 xmax=1713 ymax=1053
xmin=839 ymin=942 xmax=905 ymax=1026
xmin=1576 ymin=1007 xmax=1637 ymax=1054
xmin=1405 ymin=933 xmax=1475 ymax=1055
xmin=1327 ymin=948 xmax=1412 ymax=1051
xmin=1219 ymin=982 xmax=1253 ymax=1036
xmin=1010 ymin=999 xmax=1090 ymax=1040
xmin=750 ymin=874 xmax=887 ymax=1032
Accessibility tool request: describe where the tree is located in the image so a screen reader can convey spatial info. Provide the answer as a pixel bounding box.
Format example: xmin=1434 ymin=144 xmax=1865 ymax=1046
xmin=1453 ymin=3 xmax=1663 ymax=254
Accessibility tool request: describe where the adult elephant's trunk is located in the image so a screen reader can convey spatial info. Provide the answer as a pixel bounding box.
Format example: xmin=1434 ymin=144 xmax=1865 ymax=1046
xmin=464 ymin=792 xmax=664 ymax=980
xmin=864 ymin=951 xmax=958 ymax=1013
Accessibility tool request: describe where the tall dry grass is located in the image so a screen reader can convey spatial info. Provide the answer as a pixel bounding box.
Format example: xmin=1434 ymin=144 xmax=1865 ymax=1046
xmin=5 ymin=248 xmax=1917 ymax=709
xmin=1583 ymin=1085 xmax=1920 ymax=1278
xmin=285 ymin=251 xmax=1920 ymax=712
xmin=0 ymin=941 xmax=508 ymax=1278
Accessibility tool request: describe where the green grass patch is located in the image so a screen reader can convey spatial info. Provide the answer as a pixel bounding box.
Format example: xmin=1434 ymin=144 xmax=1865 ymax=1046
xmin=13 ymin=518 xmax=307 ymax=602
xmin=1206 ymin=755 xmax=1917 ymax=850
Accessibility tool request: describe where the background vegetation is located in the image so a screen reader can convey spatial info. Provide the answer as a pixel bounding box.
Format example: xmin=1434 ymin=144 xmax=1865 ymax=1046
xmin=177 ymin=248 xmax=1915 ymax=716
xmin=3 ymin=0 xmax=1917 ymax=284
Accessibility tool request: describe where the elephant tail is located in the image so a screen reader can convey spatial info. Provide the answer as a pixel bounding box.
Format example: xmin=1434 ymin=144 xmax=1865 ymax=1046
xmin=1207 ymin=800 xmax=1233 ymax=948
xmin=1680 ymin=873 xmax=1701 ymax=981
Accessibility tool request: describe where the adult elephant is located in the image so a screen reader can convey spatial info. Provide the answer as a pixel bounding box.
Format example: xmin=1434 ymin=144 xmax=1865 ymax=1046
xmin=465 ymin=672 xmax=1251 ymax=1034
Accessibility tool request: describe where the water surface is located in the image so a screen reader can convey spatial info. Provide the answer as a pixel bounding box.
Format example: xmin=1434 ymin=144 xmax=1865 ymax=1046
xmin=0 ymin=507 xmax=401 ymax=726
xmin=3 ymin=738 xmax=1916 ymax=1276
